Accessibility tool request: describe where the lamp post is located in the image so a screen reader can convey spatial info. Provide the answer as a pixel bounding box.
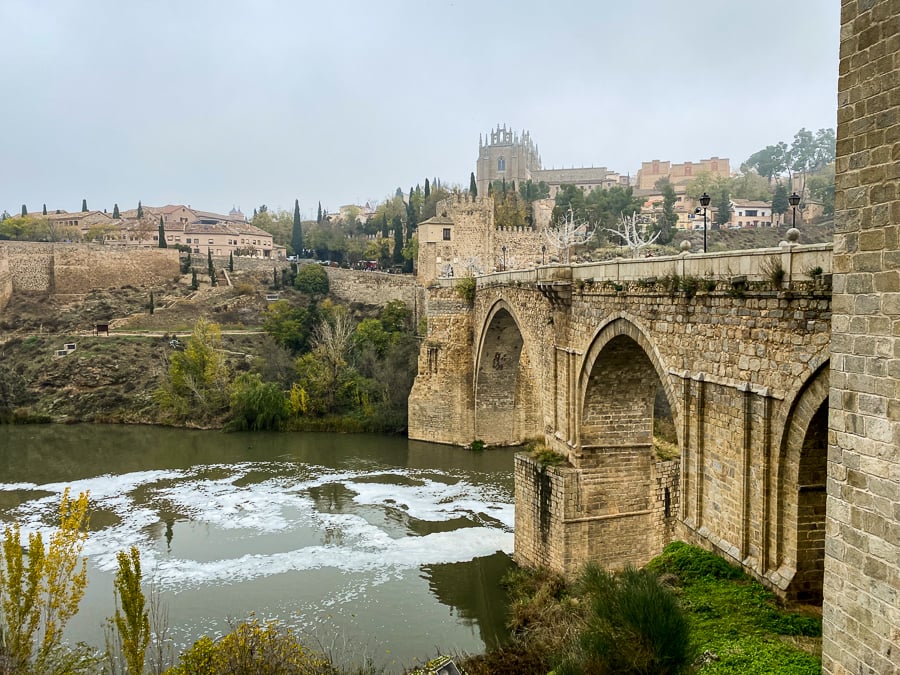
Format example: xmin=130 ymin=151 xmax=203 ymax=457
xmin=699 ymin=192 xmax=711 ymax=253
xmin=789 ymin=191 xmax=801 ymax=227
xmin=501 ymin=245 xmax=507 ymax=271
xmin=541 ymin=244 xmax=546 ymax=265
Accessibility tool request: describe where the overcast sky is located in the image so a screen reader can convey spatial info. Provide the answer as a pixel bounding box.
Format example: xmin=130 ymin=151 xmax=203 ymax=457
xmin=1 ymin=0 xmax=840 ymax=220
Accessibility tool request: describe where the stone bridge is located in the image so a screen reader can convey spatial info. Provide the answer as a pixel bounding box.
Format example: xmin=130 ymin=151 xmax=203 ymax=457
xmin=409 ymin=243 xmax=834 ymax=603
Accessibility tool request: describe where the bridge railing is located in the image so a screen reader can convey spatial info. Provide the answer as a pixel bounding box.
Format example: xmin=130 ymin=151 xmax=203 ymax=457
xmin=462 ymin=243 xmax=832 ymax=288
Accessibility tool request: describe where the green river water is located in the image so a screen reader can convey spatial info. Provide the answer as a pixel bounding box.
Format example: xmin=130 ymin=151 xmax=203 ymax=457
xmin=0 ymin=425 xmax=518 ymax=671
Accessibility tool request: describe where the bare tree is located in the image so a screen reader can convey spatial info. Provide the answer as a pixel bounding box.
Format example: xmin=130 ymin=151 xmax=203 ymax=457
xmin=605 ymin=211 xmax=660 ymax=258
xmin=543 ymin=208 xmax=592 ymax=264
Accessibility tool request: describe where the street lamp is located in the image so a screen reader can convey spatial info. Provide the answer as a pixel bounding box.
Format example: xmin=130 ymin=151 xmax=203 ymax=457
xmin=789 ymin=192 xmax=801 ymax=227
xmin=501 ymin=245 xmax=507 ymax=271
xmin=541 ymin=244 xmax=546 ymax=265
xmin=699 ymin=192 xmax=711 ymax=253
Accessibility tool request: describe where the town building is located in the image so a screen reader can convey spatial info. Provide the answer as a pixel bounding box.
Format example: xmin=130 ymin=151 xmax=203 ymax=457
xmin=28 ymin=204 xmax=285 ymax=259
xmin=475 ymin=124 xmax=627 ymax=198
xmin=635 ymin=157 xmax=731 ymax=190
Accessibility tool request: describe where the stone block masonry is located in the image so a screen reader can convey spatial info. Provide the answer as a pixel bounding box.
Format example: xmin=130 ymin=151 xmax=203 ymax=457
xmin=410 ymin=252 xmax=832 ymax=604
xmin=0 ymin=248 xmax=12 ymax=312
xmin=822 ymin=1 xmax=900 ymax=672
xmin=2 ymin=242 xmax=179 ymax=295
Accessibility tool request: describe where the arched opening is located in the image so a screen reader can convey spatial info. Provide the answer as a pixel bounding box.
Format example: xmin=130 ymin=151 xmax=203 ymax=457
xmin=793 ymin=399 xmax=828 ymax=603
xmin=573 ymin=327 xmax=680 ymax=568
xmin=474 ymin=306 xmax=538 ymax=445
xmin=582 ymin=335 xmax=673 ymax=454
xmin=775 ymin=362 xmax=829 ymax=604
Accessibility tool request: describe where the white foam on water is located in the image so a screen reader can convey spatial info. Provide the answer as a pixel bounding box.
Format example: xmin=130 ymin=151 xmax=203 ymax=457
xmin=0 ymin=461 xmax=514 ymax=592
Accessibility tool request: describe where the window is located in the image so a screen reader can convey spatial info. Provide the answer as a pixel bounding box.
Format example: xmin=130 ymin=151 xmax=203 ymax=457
xmin=208 ymin=239 xmax=214 ymax=244
xmin=497 ymin=157 xmax=506 ymax=172
xmin=442 ymin=228 xmax=451 ymax=241
xmin=746 ymin=209 xmax=758 ymax=217
xmin=186 ymin=238 xmax=191 ymax=244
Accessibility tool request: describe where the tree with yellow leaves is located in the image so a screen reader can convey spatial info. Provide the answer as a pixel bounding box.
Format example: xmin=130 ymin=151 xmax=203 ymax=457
xmin=0 ymin=488 xmax=94 ymax=673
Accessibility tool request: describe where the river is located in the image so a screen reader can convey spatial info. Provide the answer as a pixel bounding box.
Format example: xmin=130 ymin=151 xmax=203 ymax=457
xmin=0 ymin=425 xmax=518 ymax=671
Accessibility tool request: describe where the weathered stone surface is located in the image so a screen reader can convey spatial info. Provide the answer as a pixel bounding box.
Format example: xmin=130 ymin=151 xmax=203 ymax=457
xmin=2 ymin=242 xmax=179 ymax=294
xmin=410 ymin=258 xmax=832 ymax=599
xmin=823 ymin=2 xmax=900 ymax=672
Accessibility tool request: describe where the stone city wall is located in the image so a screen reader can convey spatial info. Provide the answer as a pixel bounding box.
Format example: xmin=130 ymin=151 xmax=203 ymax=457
xmin=822 ymin=1 xmax=900 ymax=672
xmin=4 ymin=243 xmax=54 ymax=291
xmin=0 ymin=247 xmax=12 ymax=312
xmin=2 ymin=242 xmax=179 ymax=294
xmin=325 ymin=267 xmax=422 ymax=314
xmin=53 ymin=245 xmax=179 ymax=293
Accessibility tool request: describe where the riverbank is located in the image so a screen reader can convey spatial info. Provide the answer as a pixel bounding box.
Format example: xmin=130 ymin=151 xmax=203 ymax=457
xmin=456 ymin=542 xmax=822 ymax=674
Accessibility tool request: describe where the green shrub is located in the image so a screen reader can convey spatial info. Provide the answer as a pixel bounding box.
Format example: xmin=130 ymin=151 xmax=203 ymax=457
xmin=227 ymin=373 xmax=288 ymax=431
xmin=554 ymin=564 xmax=691 ymax=675
xmin=167 ymin=616 xmax=334 ymax=674
xmin=455 ymin=276 xmax=476 ymax=305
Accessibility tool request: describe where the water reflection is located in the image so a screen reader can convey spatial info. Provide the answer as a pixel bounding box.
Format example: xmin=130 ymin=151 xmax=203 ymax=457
xmin=0 ymin=425 xmax=518 ymax=666
xmin=422 ymin=552 xmax=517 ymax=650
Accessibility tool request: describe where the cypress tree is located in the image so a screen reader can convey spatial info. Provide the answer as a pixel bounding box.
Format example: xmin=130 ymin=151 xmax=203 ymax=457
xmin=21 ymin=204 xmax=27 ymax=217
xmin=424 ymin=179 xmax=430 ymax=200
xmin=406 ymin=199 xmax=417 ymax=241
xmin=158 ymin=216 xmax=167 ymax=248
xmin=82 ymin=199 xmax=88 ymax=212
xmin=470 ymin=172 xmax=478 ymax=198
xmin=190 ymin=269 xmax=198 ymax=290
xmin=229 ymin=251 xmax=234 ymax=272
xmin=113 ymin=203 xmax=120 ymax=219
xmin=137 ymin=201 xmax=143 ymax=219
xmin=273 ymin=267 xmax=278 ymax=288
xmin=149 ymin=291 xmax=155 ymax=315
xmin=392 ymin=216 xmax=403 ymax=264
xmin=207 ymin=249 xmax=216 ymax=285
xmin=317 ymin=201 xmax=323 ymax=224
xmin=381 ymin=213 xmax=389 ymax=239
xmin=488 ymin=182 xmax=493 ymax=196
xmin=42 ymin=204 xmax=47 ymax=216
xmin=291 ymin=198 xmax=303 ymax=255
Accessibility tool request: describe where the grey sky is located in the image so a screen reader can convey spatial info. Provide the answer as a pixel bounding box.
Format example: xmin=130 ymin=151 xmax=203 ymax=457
xmin=1 ymin=1 xmax=840 ymax=220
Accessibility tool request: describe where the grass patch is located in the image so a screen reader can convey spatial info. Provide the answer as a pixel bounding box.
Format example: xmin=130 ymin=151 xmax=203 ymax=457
xmin=648 ymin=542 xmax=822 ymax=673
xmin=467 ymin=543 xmax=822 ymax=674
xmin=523 ymin=440 xmax=568 ymax=467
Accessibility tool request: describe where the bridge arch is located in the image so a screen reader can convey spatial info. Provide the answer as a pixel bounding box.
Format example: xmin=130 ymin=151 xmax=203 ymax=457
xmin=473 ymin=299 xmax=540 ymax=445
xmin=577 ymin=315 xmax=680 ymax=454
xmin=773 ymin=360 xmax=829 ymax=603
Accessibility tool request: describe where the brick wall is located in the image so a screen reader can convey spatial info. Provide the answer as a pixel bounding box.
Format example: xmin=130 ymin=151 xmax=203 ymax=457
xmin=823 ymin=1 xmax=900 ymax=672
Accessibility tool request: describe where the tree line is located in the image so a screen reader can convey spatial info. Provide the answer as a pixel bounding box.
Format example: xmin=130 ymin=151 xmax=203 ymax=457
xmin=155 ymin=263 xmax=419 ymax=433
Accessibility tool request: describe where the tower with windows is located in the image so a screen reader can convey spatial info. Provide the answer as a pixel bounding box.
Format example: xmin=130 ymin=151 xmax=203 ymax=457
xmin=475 ymin=124 xmax=542 ymax=196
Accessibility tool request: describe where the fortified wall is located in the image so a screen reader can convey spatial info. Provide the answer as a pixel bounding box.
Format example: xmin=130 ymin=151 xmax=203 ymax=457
xmin=1 ymin=242 xmax=179 ymax=294
xmin=822 ymin=1 xmax=900 ymax=672
xmin=417 ymin=194 xmax=549 ymax=284
xmin=0 ymin=248 xmax=12 ymax=312
xmin=325 ymin=267 xmax=424 ymax=321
